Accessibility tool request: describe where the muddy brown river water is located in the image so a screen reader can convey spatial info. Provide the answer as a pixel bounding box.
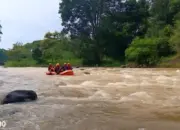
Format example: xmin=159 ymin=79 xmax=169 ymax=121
xmin=0 ymin=67 xmax=180 ymax=130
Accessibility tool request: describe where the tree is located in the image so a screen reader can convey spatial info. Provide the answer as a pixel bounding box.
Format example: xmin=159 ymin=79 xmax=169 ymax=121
xmin=32 ymin=47 xmax=43 ymax=63
xmin=6 ymin=42 xmax=31 ymax=61
xmin=0 ymin=49 xmax=8 ymax=64
xmin=125 ymin=37 xmax=159 ymax=66
xmin=101 ymin=0 xmax=150 ymax=60
xmin=5 ymin=0 xmax=180 ymax=67
xmin=169 ymin=20 xmax=180 ymax=53
xmin=59 ymin=0 xmax=150 ymax=65
xmin=59 ymin=0 xmax=108 ymax=64
xmin=44 ymin=32 xmax=53 ymax=39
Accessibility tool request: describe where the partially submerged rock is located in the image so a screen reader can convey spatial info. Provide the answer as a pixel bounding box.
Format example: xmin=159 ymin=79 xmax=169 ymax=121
xmin=1 ymin=90 xmax=38 ymax=105
xmin=84 ymin=72 xmax=90 ymax=75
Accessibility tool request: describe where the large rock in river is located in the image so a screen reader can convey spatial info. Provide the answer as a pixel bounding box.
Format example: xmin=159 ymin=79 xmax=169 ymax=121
xmin=1 ymin=90 xmax=38 ymax=105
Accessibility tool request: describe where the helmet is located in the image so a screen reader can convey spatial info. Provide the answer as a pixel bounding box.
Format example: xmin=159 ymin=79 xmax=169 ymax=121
xmin=67 ymin=63 xmax=70 ymax=66
xmin=56 ymin=63 xmax=59 ymax=66
xmin=49 ymin=63 xmax=52 ymax=65
xmin=64 ymin=63 xmax=66 ymax=65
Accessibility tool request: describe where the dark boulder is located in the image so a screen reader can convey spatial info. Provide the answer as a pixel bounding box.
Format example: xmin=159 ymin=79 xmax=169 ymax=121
xmin=84 ymin=72 xmax=90 ymax=75
xmin=1 ymin=90 xmax=38 ymax=105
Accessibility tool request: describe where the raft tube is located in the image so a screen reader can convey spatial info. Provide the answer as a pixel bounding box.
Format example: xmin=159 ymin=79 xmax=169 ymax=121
xmin=59 ymin=70 xmax=74 ymax=76
xmin=46 ymin=72 xmax=56 ymax=75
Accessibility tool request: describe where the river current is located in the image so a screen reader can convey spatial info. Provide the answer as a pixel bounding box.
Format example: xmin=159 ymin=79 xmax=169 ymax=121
xmin=0 ymin=67 xmax=180 ymax=130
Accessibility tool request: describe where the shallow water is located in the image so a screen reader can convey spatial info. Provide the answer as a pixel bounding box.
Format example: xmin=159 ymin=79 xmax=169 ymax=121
xmin=0 ymin=67 xmax=180 ymax=130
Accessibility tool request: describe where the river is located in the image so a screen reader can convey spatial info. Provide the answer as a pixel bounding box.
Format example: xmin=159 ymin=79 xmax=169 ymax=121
xmin=0 ymin=67 xmax=180 ymax=130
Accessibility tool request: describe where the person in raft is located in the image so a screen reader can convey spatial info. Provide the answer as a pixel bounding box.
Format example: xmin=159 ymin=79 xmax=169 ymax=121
xmin=67 ymin=63 xmax=72 ymax=70
xmin=54 ymin=63 xmax=61 ymax=74
xmin=48 ymin=63 xmax=54 ymax=72
xmin=60 ymin=63 xmax=68 ymax=72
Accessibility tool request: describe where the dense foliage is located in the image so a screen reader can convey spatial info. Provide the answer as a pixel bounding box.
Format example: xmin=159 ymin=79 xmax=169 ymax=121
xmin=3 ymin=32 xmax=82 ymax=67
xmin=0 ymin=49 xmax=7 ymax=65
xmin=2 ymin=0 xmax=180 ymax=67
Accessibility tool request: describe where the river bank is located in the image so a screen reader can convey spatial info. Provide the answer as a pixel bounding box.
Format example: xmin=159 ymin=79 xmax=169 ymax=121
xmin=3 ymin=54 xmax=180 ymax=68
xmin=3 ymin=63 xmax=180 ymax=68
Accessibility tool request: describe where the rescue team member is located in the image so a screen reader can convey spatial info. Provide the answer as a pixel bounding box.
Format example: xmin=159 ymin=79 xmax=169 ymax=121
xmin=48 ymin=63 xmax=54 ymax=72
xmin=54 ymin=63 xmax=61 ymax=74
xmin=59 ymin=63 xmax=67 ymax=72
xmin=67 ymin=63 xmax=72 ymax=70
xmin=50 ymin=62 xmax=73 ymax=74
xmin=61 ymin=63 xmax=72 ymax=71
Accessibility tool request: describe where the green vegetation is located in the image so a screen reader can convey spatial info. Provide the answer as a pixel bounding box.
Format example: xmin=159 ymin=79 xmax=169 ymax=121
xmin=2 ymin=0 xmax=180 ymax=67
xmin=3 ymin=34 xmax=82 ymax=67
xmin=0 ymin=49 xmax=8 ymax=65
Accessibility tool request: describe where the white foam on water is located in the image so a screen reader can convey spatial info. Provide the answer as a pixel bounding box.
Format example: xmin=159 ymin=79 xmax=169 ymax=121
xmin=44 ymin=96 xmax=90 ymax=101
xmin=155 ymin=75 xmax=173 ymax=85
xmin=105 ymin=82 xmax=129 ymax=88
xmin=119 ymin=91 xmax=152 ymax=103
xmin=161 ymin=96 xmax=180 ymax=106
xmin=176 ymin=69 xmax=180 ymax=72
xmin=0 ymin=67 xmax=180 ymax=129
xmin=106 ymin=82 xmax=123 ymax=86
xmin=122 ymin=73 xmax=135 ymax=79
xmin=106 ymin=81 xmax=142 ymax=88
xmin=80 ymin=81 xmax=100 ymax=87
xmin=139 ymin=80 xmax=152 ymax=86
xmin=58 ymin=81 xmax=100 ymax=89
xmin=88 ymin=90 xmax=111 ymax=99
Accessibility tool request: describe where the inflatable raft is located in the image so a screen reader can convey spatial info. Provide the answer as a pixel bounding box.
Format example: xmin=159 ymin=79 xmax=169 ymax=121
xmin=46 ymin=72 xmax=56 ymax=75
xmin=60 ymin=70 xmax=74 ymax=76
xmin=46 ymin=70 xmax=74 ymax=76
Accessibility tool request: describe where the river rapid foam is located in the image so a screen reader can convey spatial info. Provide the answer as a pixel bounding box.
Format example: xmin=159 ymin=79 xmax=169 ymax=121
xmin=0 ymin=67 xmax=180 ymax=130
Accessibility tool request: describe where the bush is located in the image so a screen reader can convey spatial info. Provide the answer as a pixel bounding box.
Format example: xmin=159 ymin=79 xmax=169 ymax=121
xmin=101 ymin=57 xmax=124 ymax=67
xmin=169 ymin=20 xmax=180 ymax=53
xmin=125 ymin=37 xmax=159 ymax=66
xmin=4 ymin=59 xmax=37 ymax=67
xmin=157 ymin=37 xmax=175 ymax=57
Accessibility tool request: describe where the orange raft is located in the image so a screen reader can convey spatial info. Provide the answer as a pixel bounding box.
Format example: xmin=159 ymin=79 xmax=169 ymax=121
xmin=59 ymin=70 xmax=74 ymax=76
xmin=46 ymin=72 xmax=56 ymax=75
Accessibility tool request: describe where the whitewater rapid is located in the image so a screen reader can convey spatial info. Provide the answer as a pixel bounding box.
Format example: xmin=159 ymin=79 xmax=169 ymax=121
xmin=0 ymin=67 xmax=180 ymax=130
